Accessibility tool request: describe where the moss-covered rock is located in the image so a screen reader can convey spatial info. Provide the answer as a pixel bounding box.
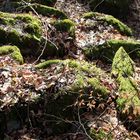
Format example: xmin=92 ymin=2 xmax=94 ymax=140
xmin=0 ymin=45 xmax=24 ymax=64
xmin=53 ymin=19 xmax=75 ymax=36
xmin=111 ymin=47 xmax=134 ymax=77
xmin=8 ymin=2 xmax=67 ymax=19
xmin=0 ymin=12 xmax=42 ymax=55
xmin=84 ymin=39 xmax=140 ymax=61
xmin=112 ymin=47 xmax=140 ymax=122
xmin=29 ymin=3 xmax=67 ymax=19
xmin=83 ymin=12 xmax=132 ymax=36
xmin=36 ymin=59 xmax=113 ymax=116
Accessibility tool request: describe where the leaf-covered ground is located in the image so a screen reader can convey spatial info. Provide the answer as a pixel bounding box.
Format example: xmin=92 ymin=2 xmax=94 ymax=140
xmin=0 ymin=0 xmax=140 ymax=139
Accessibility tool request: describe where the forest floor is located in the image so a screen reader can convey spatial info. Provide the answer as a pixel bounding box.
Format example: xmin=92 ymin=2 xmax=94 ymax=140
xmin=1 ymin=0 xmax=140 ymax=140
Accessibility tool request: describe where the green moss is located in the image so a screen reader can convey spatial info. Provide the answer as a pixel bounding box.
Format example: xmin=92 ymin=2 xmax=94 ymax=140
xmin=118 ymin=76 xmax=137 ymax=93
xmin=84 ymin=39 xmax=140 ymax=61
xmin=31 ymin=3 xmax=67 ymax=19
xmin=0 ymin=45 xmax=24 ymax=64
xmin=53 ymin=19 xmax=75 ymax=36
xmin=0 ymin=12 xmax=42 ymax=55
xmin=35 ymin=59 xmax=61 ymax=69
xmin=83 ymin=12 xmax=132 ymax=36
xmin=89 ymin=128 xmax=112 ymax=140
xmin=14 ymin=13 xmax=42 ymax=38
xmin=101 ymin=14 xmax=132 ymax=36
xmin=88 ymin=78 xmax=109 ymax=96
xmin=83 ymin=12 xmax=97 ymax=19
xmin=36 ymin=59 xmax=110 ymax=98
xmin=112 ymin=47 xmax=134 ymax=77
xmin=0 ymin=11 xmax=42 ymax=37
xmin=111 ymin=47 xmax=140 ymax=117
xmin=116 ymin=76 xmax=140 ymax=115
xmin=10 ymin=2 xmax=67 ymax=19
xmin=70 ymin=74 xmax=86 ymax=91
xmin=36 ymin=59 xmax=102 ymax=75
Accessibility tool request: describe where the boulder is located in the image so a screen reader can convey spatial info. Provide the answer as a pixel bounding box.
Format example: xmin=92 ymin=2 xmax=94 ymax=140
xmin=112 ymin=47 xmax=140 ymax=129
xmin=83 ymin=12 xmax=132 ymax=36
xmin=84 ymin=39 xmax=140 ymax=61
xmin=0 ymin=12 xmax=42 ymax=55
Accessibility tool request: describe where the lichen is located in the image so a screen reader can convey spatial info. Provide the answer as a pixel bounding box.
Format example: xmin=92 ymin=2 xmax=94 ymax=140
xmin=0 ymin=45 xmax=24 ymax=64
xmin=83 ymin=12 xmax=132 ymax=36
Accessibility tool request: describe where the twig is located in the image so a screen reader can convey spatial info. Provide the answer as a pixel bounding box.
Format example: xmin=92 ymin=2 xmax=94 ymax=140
xmin=77 ymin=107 xmax=93 ymax=140
xmin=21 ymin=0 xmax=58 ymax=64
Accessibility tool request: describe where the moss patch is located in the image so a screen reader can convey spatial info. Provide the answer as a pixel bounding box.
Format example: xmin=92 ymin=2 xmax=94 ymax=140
xmin=88 ymin=78 xmax=109 ymax=96
xmin=36 ymin=59 xmax=112 ymax=121
xmin=53 ymin=19 xmax=75 ymax=36
xmin=89 ymin=128 xmax=112 ymax=140
xmin=35 ymin=59 xmax=61 ymax=69
xmin=112 ymin=47 xmax=134 ymax=77
xmin=112 ymin=47 xmax=140 ymax=118
xmin=0 ymin=12 xmax=42 ymax=55
xmin=36 ymin=59 xmax=102 ymax=75
xmin=84 ymin=39 xmax=140 ymax=61
xmin=0 ymin=45 xmax=23 ymax=64
xmin=36 ymin=59 xmax=110 ymax=96
xmin=10 ymin=2 xmax=67 ymax=19
xmin=83 ymin=12 xmax=132 ymax=36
